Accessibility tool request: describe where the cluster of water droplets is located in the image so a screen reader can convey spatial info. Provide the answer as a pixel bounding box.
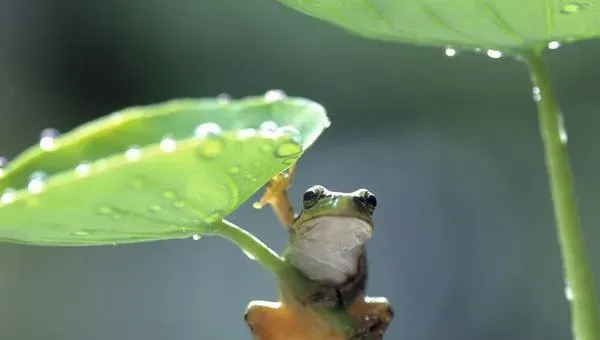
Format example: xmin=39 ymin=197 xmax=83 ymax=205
xmin=1 ymin=90 xmax=303 ymax=208
xmin=443 ymin=40 xmax=562 ymax=60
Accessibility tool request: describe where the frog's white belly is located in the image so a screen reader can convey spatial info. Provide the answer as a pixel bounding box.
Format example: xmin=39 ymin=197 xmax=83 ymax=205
xmin=286 ymin=216 xmax=372 ymax=284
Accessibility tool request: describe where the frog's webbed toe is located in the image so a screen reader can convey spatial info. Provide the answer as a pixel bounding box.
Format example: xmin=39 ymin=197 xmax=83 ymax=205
xmin=347 ymin=296 xmax=394 ymax=340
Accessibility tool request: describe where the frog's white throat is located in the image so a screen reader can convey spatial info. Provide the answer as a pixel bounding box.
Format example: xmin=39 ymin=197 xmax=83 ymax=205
xmin=286 ymin=216 xmax=372 ymax=284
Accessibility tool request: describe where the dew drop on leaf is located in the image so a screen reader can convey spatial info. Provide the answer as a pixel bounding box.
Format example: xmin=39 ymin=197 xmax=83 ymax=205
xmin=548 ymin=41 xmax=561 ymax=50
xmin=97 ymin=206 xmax=114 ymax=215
xmin=0 ymin=188 xmax=16 ymax=204
xmin=260 ymin=120 xmax=279 ymax=133
xmin=149 ymin=205 xmax=163 ymax=212
xmin=0 ymin=157 xmax=7 ymax=178
xmin=275 ymin=141 xmax=302 ymax=158
xmin=561 ymin=2 xmax=586 ymax=14
xmin=159 ymin=137 xmax=177 ymax=153
xmin=192 ymin=234 xmax=202 ymax=240
xmin=565 ymin=285 xmax=574 ymax=300
xmin=264 ymin=89 xmax=286 ymax=103
xmin=195 ymin=123 xmax=222 ymax=138
xmin=228 ymin=165 xmax=241 ymax=175
xmin=72 ymin=230 xmax=90 ymax=236
xmin=216 ymin=93 xmax=231 ymax=104
xmin=197 ymin=138 xmax=224 ymax=159
xmin=532 ymin=87 xmax=542 ymax=102
xmin=486 ymin=49 xmax=502 ymax=59
xmin=75 ymin=163 xmax=91 ymax=177
xmin=163 ymin=190 xmax=176 ymax=200
xmin=444 ymin=47 xmax=457 ymax=57
xmin=39 ymin=128 xmax=60 ymax=151
xmin=28 ymin=171 xmax=47 ymax=194
xmin=125 ymin=146 xmax=142 ymax=162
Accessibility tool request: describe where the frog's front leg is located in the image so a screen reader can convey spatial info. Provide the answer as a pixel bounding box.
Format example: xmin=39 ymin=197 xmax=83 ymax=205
xmin=347 ymin=296 xmax=394 ymax=340
xmin=253 ymin=164 xmax=296 ymax=229
xmin=244 ymin=300 xmax=338 ymax=340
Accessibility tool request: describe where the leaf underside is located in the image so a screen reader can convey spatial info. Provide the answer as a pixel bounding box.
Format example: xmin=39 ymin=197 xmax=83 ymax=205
xmin=0 ymin=95 xmax=329 ymax=246
xmin=277 ymin=0 xmax=600 ymax=50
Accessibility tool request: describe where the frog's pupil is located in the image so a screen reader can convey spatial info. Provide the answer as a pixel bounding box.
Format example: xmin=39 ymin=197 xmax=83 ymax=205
xmin=366 ymin=194 xmax=377 ymax=208
xmin=303 ymin=190 xmax=317 ymax=202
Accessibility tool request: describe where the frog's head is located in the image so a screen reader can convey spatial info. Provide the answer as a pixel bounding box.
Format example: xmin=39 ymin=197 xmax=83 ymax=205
xmin=291 ymin=185 xmax=377 ymax=243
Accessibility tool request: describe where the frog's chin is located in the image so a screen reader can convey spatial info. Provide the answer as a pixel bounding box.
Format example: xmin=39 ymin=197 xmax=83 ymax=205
xmin=286 ymin=216 xmax=372 ymax=284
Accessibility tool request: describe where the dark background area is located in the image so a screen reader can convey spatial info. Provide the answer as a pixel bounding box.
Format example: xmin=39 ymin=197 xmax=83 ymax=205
xmin=1 ymin=1 xmax=599 ymax=339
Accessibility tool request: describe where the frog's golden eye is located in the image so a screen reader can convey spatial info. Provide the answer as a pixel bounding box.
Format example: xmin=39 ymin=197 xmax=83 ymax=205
xmin=302 ymin=185 xmax=324 ymax=209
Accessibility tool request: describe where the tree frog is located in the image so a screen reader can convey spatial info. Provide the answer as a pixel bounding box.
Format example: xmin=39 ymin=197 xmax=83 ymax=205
xmin=244 ymin=165 xmax=394 ymax=339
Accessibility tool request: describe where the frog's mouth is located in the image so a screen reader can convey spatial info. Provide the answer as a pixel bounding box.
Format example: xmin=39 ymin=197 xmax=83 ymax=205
xmin=299 ymin=216 xmax=373 ymax=245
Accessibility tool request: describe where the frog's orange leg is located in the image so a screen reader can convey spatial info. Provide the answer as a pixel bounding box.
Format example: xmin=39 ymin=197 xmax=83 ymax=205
xmin=346 ymin=296 xmax=394 ymax=340
xmin=252 ymin=164 xmax=296 ymax=229
xmin=244 ymin=300 xmax=340 ymax=340
xmin=244 ymin=296 xmax=394 ymax=340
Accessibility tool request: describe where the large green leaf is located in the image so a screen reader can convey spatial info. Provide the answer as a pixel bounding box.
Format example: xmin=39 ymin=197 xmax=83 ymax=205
xmin=0 ymin=92 xmax=329 ymax=246
xmin=276 ymin=0 xmax=600 ymax=50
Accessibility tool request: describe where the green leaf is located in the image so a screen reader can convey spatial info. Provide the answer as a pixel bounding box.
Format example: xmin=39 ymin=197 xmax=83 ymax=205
xmin=0 ymin=92 xmax=329 ymax=246
xmin=276 ymin=0 xmax=600 ymax=50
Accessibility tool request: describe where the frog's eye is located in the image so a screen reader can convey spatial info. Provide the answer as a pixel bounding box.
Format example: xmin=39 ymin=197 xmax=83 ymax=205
xmin=302 ymin=185 xmax=324 ymax=209
xmin=356 ymin=189 xmax=377 ymax=212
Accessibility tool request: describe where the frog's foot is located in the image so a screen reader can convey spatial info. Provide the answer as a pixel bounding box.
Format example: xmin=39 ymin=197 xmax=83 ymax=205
xmin=252 ymin=164 xmax=296 ymax=228
xmin=244 ymin=300 xmax=337 ymax=340
xmin=347 ymin=296 xmax=394 ymax=340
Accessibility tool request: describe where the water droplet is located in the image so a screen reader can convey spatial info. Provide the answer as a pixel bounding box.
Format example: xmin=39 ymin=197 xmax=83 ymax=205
xmin=0 ymin=188 xmax=16 ymax=204
xmin=72 ymin=230 xmax=89 ymax=236
xmin=39 ymin=128 xmax=60 ymax=151
xmin=444 ymin=47 xmax=457 ymax=57
xmin=28 ymin=171 xmax=47 ymax=194
xmin=260 ymin=143 xmax=273 ymax=152
xmin=264 ymin=89 xmax=286 ymax=103
xmin=149 ymin=205 xmax=163 ymax=212
xmin=195 ymin=122 xmax=222 ymax=138
xmin=130 ymin=178 xmax=144 ymax=189
xmin=163 ymin=190 xmax=176 ymax=199
xmin=197 ymin=138 xmax=224 ymax=159
xmin=216 ymin=93 xmax=231 ymax=104
xmin=192 ymin=234 xmax=202 ymax=241
xmin=111 ymin=214 xmax=123 ymax=220
xmin=260 ymin=120 xmax=279 ymax=132
xmin=97 ymin=206 xmax=114 ymax=215
xmin=228 ymin=165 xmax=241 ymax=174
xmin=565 ymin=285 xmax=573 ymax=300
xmin=0 ymin=157 xmax=7 ymax=178
xmin=275 ymin=141 xmax=302 ymax=158
xmin=548 ymin=41 xmax=561 ymax=50
xmin=125 ymin=146 xmax=142 ymax=161
xmin=172 ymin=201 xmax=185 ymax=209
xmin=559 ymin=113 xmax=568 ymax=144
xmin=160 ymin=137 xmax=176 ymax=153
xmin=75 ymin=163 xmax=91 ymax=177
xmin=243 ymin=250 xmax=256 ymax=260
xmin=276 ymin=125 xmax=301 ymax=143
xmin=486 ymin=49 xmax=502 ymax=59
xmin=532 ymin=86 xmax=542 ymax=102
xmin=237 ymin=128 xmax=257 ymax=140
xmin=561 ymin=2 xmax=587 ymax=13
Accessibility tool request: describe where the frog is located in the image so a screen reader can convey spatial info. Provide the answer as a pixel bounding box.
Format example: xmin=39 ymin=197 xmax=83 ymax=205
xmin=244 ymin=164 xmax=394 ymax=340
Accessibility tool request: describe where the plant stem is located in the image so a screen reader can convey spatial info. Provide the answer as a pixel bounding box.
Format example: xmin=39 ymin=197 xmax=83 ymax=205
xmin=206 ymin=219 xmax=355 ymax=337
xmin=521 ymin=49 xmax=600 ymax=340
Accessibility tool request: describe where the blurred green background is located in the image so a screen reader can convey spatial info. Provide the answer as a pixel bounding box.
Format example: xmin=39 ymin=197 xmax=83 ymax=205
xmin=1 ymin=1 xmax=599 ymax=339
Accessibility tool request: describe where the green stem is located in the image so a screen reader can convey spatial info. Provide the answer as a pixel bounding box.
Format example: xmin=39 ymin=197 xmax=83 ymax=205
xmin=522 ymin=49 xmax=600 ymax=340
xmin=206 ymin=219 xmax=355 ymax=337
